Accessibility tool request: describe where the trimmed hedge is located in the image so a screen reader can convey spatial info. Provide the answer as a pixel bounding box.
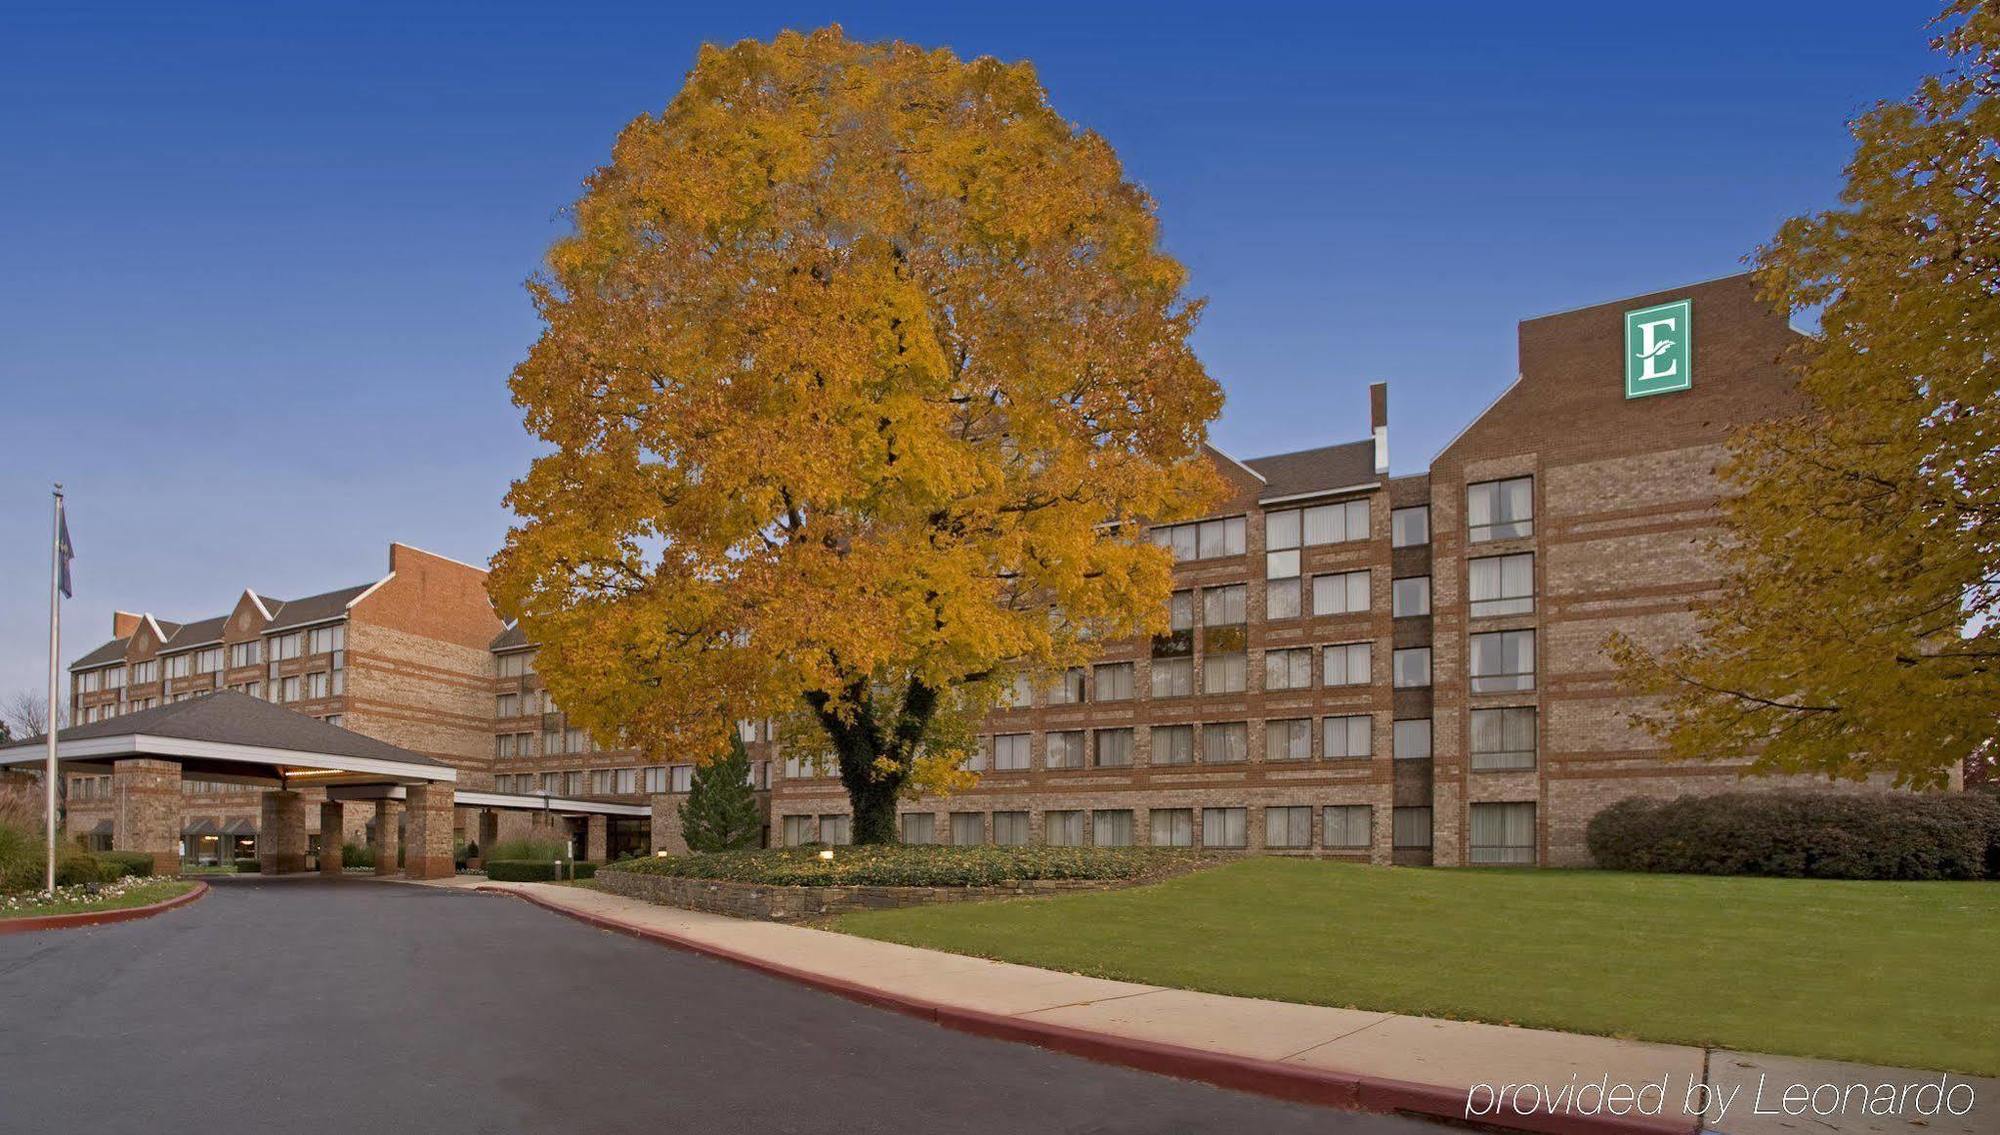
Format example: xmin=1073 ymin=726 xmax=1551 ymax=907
xmin=96 ymin=851 xmax=156 ymax=879
xmin=1587 ymin=791 xmax=2000 ymax=880
xmin=233 ymin=858 xmax=260 ymax=873
xmin=603 ymin=845 xmax=1202 ymax=888
xmin=486 ymin=859 xmax=596 ymax=882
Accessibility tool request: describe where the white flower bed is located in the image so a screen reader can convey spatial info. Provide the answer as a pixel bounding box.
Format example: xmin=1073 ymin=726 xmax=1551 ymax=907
xmin=0 ymin=875 xmax=175 ymax=912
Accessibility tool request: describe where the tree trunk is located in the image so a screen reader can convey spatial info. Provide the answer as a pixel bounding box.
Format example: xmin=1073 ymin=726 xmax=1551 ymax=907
xmin=805 ymin=676 xmax=940 ymax=846
xmin=846 ymin=776 xmax=901 ymax=845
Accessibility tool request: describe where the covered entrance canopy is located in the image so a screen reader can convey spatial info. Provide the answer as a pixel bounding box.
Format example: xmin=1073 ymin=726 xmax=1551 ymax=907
xmin=0 ymin=690 xmax=457 ymax=790
xmin=0 ymin=691 xmax=458 ymax=877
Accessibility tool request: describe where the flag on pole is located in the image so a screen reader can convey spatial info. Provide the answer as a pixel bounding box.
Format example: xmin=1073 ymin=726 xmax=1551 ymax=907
xmin=57 ymin=503 xmax=73 ymax=599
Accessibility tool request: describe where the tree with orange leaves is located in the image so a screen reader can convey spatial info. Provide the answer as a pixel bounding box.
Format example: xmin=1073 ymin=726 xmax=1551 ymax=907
xmin=490 ymin=27 xmax=1224 ymax=843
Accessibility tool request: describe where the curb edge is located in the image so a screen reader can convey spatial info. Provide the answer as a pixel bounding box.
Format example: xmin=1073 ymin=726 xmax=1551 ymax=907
xmin=478 ymin=885 xmax=1696 ymax=1135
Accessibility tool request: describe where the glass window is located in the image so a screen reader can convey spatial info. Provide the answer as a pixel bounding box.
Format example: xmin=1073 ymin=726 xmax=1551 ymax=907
xmin=1469 ymin=553 xmax=1536 ymax=617
xmin=1092 ymin=810 xmax=1134 ymax=847
xmin=1312 ymin=570 xmax=1370 ymax=616
xmin=1308 ymin=499 xmax=1370 ymax=545
xmin=782 ymin=815 xmax=814 ymax=846
xmin=1203 ymin=652 xmax=1247 ymax=694
xmin=1152 ymin=657 xmax=1195 ymax=698
xmin=308 ymin=624 xmax=345 ymax=655
xmin=1470 ymin=706 xmax=1538 ymax=770
xmin=1323 ymin=714 xmax=1372 ymax=759
xmin=644 ymin=766 xmax=668 ymax=793
xmin=1391 ymin=506 xmax=1430 ymax=548
xmin=1152 ymin=517 xmax=1246 ymax=561
xmin=818 ymin=815 xmax=851 ymax=846
xmin=1469 ymin=630 xmax=1536 ymax=692
xmin=1393 ymin=718 xmax=1433 ymax=759
xmin=992 ymin=811 xmax=1029 ymax=846
xmin=1264 ymin=647 xmax=1313 ymax=691
xmin=1392 ymin=576 xmax=1431 ymax=617
xmin=1266 ymin=575 xmax=1301 ymax=620
xmin=1093 ymin=728 xmax=1134 ymax=767
xmin=1000 ymin=673 xmax=1033 ymax=708
xmin=1152 ymin=724 xmax=1194 ymax=765
xmin=1202 ymin=807 xmax=1248 ymax=848
xmin=901 ymin=813 xmax=936 ymax=844
xmin=1094 ymin=662 xmax=1134 ymax=701
xmin=1265 ymin=718 xmax=1311 ymax=761
xmin=950 ymin=813 xmax=984 ymax=846
xmin=1469 ymin=802 xmax=1536 ymax=864
xmin=1322 ymin=642 xmax=1372 ymax=686
xmin=1045 ymin=810 xmax=1085 ymax=847
xmin=1202 ymin=584 xmax=1247 ymax=627
xmin=1168 ymin=590 xmax=1195 ymax=632
xmin=1325 ymin=805 xmax=1372 ymax=849
xmin=1047 ymin=668 xmax=1087 ymax=705
xmin=1393 ymin=806 xmax=1434 ymax=849
xmin=1393 ymin=647 xmax=1432 ymax=689
xmin=1467 ymin=477 xmax=1534 ymax=542
xmin=1265 ymin=806 xmax=1313 ymax=849
xmin=1266 ymin=508 xmax=1301 ymax=550
xmin=992 ymin=733 xmax=1031 ymax=771
xmin=1202 ymin=722 xmax=1248 ymax=764
xmin=1150 ymin=808 xmax=1193 ymax=847
xmin=1047 ymin=730 xmax=1087 ymax=769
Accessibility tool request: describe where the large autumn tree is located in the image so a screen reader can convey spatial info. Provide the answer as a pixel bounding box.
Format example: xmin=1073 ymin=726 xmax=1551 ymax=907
xmin=490 ymin=28 xmax=1224 ymax=842
xmin=1611 ymin=0 xmax=1999 ymax=790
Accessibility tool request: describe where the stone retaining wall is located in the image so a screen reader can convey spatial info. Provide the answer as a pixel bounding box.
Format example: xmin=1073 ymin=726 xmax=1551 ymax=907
xmin=594 ymin=869 xmax=1129 ymax=921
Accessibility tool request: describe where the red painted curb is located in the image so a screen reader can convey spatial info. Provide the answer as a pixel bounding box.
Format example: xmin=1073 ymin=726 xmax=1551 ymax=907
xmin=0 ymin=880 xmax=209 ymax=935
xmin=479 ymin=886 xmax=1696 ymax=1135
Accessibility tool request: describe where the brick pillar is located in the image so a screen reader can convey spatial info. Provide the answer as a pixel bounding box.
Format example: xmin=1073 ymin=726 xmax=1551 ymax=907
xmin=259 ymin=790 xmax=307 ymax=875
xmin=112 ymin=758 xmax=181 ymax=876
xmin=585 ymin=814 xmax=608 ymax=862
xmin=403 ymin=783 xmax=455 ymax=880
xmin=372 ymin=799 xmax=402 ymax=876
xmin=650 ymin=796 xmax=688 ymax=856
xmin=319 ymin=801 xmax=345 ymax=875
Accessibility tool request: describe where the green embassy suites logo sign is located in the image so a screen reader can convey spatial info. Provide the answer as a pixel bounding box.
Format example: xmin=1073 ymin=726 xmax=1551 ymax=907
xmin=1624 ymin=299 xmax=1692 ymax=398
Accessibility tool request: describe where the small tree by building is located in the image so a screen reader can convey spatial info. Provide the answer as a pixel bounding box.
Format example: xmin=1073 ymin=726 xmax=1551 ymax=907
xmin=677 ymin=730 xmax=762 ymax=852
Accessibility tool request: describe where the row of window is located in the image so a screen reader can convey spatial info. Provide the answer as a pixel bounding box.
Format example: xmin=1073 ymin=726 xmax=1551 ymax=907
xmin=1144 ymin=475 xmax=1534 ymax=568
xmin=491 ymin=761 xmax=769 ymax=797
xmin=75 ymin=624 xmax=347 ymax=693
xmin=999 ymin=630 xmax=1535 ymax=708
xmin=963 ymin=709 xmax=1534 ymax=771
xmin=781 ymin=802 xmax=1536 ymax=859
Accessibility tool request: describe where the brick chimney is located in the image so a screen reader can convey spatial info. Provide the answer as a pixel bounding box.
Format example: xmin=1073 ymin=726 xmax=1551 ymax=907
xmin=1369 ymin=382 xmax=1389 ymax=476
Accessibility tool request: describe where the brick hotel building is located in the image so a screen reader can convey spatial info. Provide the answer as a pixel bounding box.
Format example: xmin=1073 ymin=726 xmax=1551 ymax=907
xmin=61 ymin=274 xmax=1882 ymax=868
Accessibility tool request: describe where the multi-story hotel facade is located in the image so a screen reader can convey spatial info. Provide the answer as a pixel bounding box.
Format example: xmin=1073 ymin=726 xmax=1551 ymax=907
xmin=61 ymin=274 xmax=1884 ymax=869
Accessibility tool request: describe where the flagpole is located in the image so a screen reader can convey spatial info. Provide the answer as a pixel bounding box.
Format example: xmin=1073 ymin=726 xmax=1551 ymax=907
xmin=45 ymin=485 xmax=62 ymax=895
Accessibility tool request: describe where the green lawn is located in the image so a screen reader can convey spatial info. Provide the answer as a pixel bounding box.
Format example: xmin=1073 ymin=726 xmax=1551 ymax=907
xmin=0 ymin=878 xmax=197 ymax=919
xmin=834 ymin=859 xmax=1999 ymax=1075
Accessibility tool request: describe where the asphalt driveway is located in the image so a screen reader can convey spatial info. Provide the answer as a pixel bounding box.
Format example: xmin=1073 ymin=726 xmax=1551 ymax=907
xmin=0 ymin=877 xmax=1445 ymax=1134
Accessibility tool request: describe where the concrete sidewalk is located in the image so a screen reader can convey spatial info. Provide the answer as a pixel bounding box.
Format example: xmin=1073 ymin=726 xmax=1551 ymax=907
xmin=431 ymin=876 xmax=1992 ymax=1135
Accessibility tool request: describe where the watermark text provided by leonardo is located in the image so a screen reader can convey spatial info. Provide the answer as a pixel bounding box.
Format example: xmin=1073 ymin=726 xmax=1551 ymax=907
xmin=1464 ymin=1071 xmax=1977 ymax=1125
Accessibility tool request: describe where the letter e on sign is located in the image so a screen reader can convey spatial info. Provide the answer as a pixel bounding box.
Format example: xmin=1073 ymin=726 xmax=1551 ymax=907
xmin=1625 ymin=299 xmax=1692 ymax=398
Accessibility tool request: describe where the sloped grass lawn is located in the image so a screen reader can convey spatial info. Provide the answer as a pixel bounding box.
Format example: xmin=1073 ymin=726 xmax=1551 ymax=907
xmin=834 ymin=859 xmax=1998 ymax=1075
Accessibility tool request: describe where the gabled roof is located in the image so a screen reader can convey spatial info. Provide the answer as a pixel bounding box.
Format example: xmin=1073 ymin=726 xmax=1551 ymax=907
xmin=163 ymin=615 xmax=228 ymax=650
xmin=261 ymin=582 xmax=374 ymax=631
xmin=0 ymin=690 xmax=450 ymax=771
xmin=71 ymin=638 xmax=130 ymax=670
xmin=1244 ymin=440 xmax=1378 ymax=502
xmin=490 ymin=623 xmax=531 ymax=651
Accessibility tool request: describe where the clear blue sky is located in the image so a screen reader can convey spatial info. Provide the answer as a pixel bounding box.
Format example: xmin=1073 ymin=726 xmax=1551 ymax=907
xmin=0 ymin=1 xmax=1941 ymax=695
